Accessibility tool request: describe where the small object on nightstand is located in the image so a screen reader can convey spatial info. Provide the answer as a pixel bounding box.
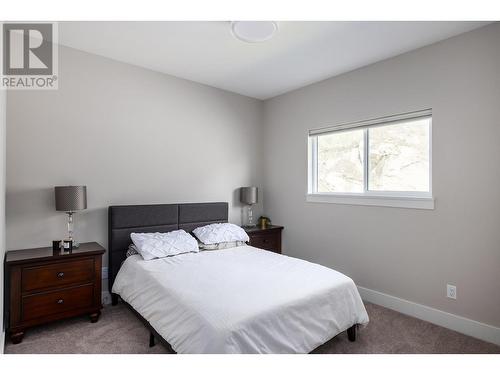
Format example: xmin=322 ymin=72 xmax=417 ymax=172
xmin=52 ymin=240 xmax=63 ymax=251
xmin=63 ymin=239 xmax=73 ymax=251
xmin=4 ymin=242 xmax=105 ymax=344
xmin=245 ymin=225 xmax=283 ymax=254
xmin=257 ymin=216 xmax=271 ymax=229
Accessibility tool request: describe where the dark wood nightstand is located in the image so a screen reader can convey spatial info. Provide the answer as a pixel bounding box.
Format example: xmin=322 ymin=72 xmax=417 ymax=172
xmin=245 ymin=225 xmax=284 ymax=254
xmin=4 ymin=242 xmax=105 ymax=344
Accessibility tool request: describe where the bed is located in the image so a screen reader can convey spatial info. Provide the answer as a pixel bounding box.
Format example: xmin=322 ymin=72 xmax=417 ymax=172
xmin=108 ymin=202 xmax=369 ymax=354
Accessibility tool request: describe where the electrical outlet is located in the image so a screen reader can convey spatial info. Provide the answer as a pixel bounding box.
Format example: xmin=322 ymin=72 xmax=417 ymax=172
xmin=102 ymin=293 xmax=111 ymax=305
xmin=102 ymin=267 xmax=108 ymax=280
xmin=447 ymin=284 xmax=457 ymax=299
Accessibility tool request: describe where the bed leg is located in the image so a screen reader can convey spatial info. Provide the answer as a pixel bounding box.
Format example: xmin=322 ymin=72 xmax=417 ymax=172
xmin=347 ymin=325 xmax=356 ymax=342
xmin=149 ymin=332 xmax=156 ymax=347
xmin=111 ymin=293 xmax=119 ymax=306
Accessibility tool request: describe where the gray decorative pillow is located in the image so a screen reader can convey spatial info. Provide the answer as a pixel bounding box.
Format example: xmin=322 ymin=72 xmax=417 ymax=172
xmin=198 ymin=240 xmax=246 ymax=251
xmin=126 ymin=244 xmax=139 ymax=257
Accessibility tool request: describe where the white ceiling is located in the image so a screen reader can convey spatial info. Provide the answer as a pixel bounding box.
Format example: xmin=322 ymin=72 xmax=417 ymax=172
xmin=59 ymin=21 xmax=489 ymax=100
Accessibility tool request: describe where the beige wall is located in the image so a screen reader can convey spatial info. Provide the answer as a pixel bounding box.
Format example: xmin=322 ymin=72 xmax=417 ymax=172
xmin=263 ymin=23 xmax=500 ymax=327
xmin=1 ymin=85 xmax=6 ymax=352
xmin=6 ymin=45 xmax=264 ymax=274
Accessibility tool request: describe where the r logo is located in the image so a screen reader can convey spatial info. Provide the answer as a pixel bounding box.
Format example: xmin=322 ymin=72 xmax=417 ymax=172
xmin=3 ymin=23 xmax=53 ymax=75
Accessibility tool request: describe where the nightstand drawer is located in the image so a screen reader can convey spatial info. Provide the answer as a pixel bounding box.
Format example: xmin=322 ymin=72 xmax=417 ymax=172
xmin=22 ymin=258 xmax=94 ymax=292
xmin=22 ymin=284 xmax=94 ymax=321
xmin=249 ymin=234 xmax=279 ymax=252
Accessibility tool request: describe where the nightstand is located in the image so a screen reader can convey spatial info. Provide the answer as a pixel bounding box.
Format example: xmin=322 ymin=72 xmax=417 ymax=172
xmin=4 ymin=242 xmax=105 ymax=344
xmin=245 ymin=225 xmax=284 ymax=254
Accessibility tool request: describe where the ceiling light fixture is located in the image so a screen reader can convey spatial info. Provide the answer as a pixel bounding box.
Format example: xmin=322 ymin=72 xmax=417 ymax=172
xmin=230 ymin=21 xmax=278 ymax=43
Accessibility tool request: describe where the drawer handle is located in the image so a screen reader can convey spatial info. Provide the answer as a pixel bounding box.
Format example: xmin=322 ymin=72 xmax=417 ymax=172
xmin=57 ymin=299 xmax=64 ymax=304
xmin=57 ymin=272 xmax=65 ymax=278
xmin=263 ymin=239 xmax=268 ymax=243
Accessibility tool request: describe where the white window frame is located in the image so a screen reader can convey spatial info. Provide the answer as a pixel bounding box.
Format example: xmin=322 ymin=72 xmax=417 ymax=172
xmin=307 ymin=109 xmax=434 ymax=210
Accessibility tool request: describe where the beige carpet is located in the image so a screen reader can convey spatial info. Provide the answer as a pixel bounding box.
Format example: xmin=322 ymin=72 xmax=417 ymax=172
xmin=4 ymin=302 xmax=499 ymax=354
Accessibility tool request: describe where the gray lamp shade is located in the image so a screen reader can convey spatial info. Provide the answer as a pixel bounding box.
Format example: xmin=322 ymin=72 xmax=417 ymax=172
xmin=240 ymin=186 xmax=258 ymax=205
xmin=55 ymin=186 xmax=87 ymax=212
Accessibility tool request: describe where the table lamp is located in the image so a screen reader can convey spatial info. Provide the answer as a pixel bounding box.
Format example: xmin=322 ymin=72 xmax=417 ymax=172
xmin=240 ymin=186 xmax=258 ymax=227
xmin=55 ymin=185 xmax=87 ymax=247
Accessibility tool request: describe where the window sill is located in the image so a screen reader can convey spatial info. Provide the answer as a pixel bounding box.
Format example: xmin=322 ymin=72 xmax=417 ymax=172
xmin=306 ymin=193 xmax=435 ymax=210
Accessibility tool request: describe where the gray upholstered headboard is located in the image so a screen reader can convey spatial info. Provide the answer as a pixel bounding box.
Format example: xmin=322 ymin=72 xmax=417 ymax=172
xmin=108 ymin=202 xmax=228 ymax=292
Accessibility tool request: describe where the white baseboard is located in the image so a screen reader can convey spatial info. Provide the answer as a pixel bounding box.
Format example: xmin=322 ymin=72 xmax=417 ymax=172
xmin=101 ymin=268 xmax=111 ymax=306
xmin=102 ymin=291 xmax=112 ymax=306
xmin=358 ymin=286 xmax=500 ymax=346
xmin=0 ymin=331 xmax=4 ymax=354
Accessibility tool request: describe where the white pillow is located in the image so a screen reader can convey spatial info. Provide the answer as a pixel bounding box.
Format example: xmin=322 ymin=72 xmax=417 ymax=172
xmin=193 ymin=223 xmax=249 ymax=245
xmin=130 ymin=230 xmax=199 ymax=261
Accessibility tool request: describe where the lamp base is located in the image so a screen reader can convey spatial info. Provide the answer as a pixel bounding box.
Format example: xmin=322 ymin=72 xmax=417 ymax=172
xmin=65 ymin=212 xmax=80 ymax=248
xmin=242 ymin=205 xmax=256 ymax=227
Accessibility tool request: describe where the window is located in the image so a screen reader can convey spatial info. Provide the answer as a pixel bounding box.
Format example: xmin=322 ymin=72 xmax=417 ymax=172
xmin=308 ymin=110 xmax=433 ymax=209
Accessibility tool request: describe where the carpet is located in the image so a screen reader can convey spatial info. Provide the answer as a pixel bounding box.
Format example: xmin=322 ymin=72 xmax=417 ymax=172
xmin=4 ymin=302 xmax=499 ymax=354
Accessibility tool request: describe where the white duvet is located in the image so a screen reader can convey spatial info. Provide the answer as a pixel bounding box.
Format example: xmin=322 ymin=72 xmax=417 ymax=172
xmin=112 ymin=246 xmax=369 ymax=354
